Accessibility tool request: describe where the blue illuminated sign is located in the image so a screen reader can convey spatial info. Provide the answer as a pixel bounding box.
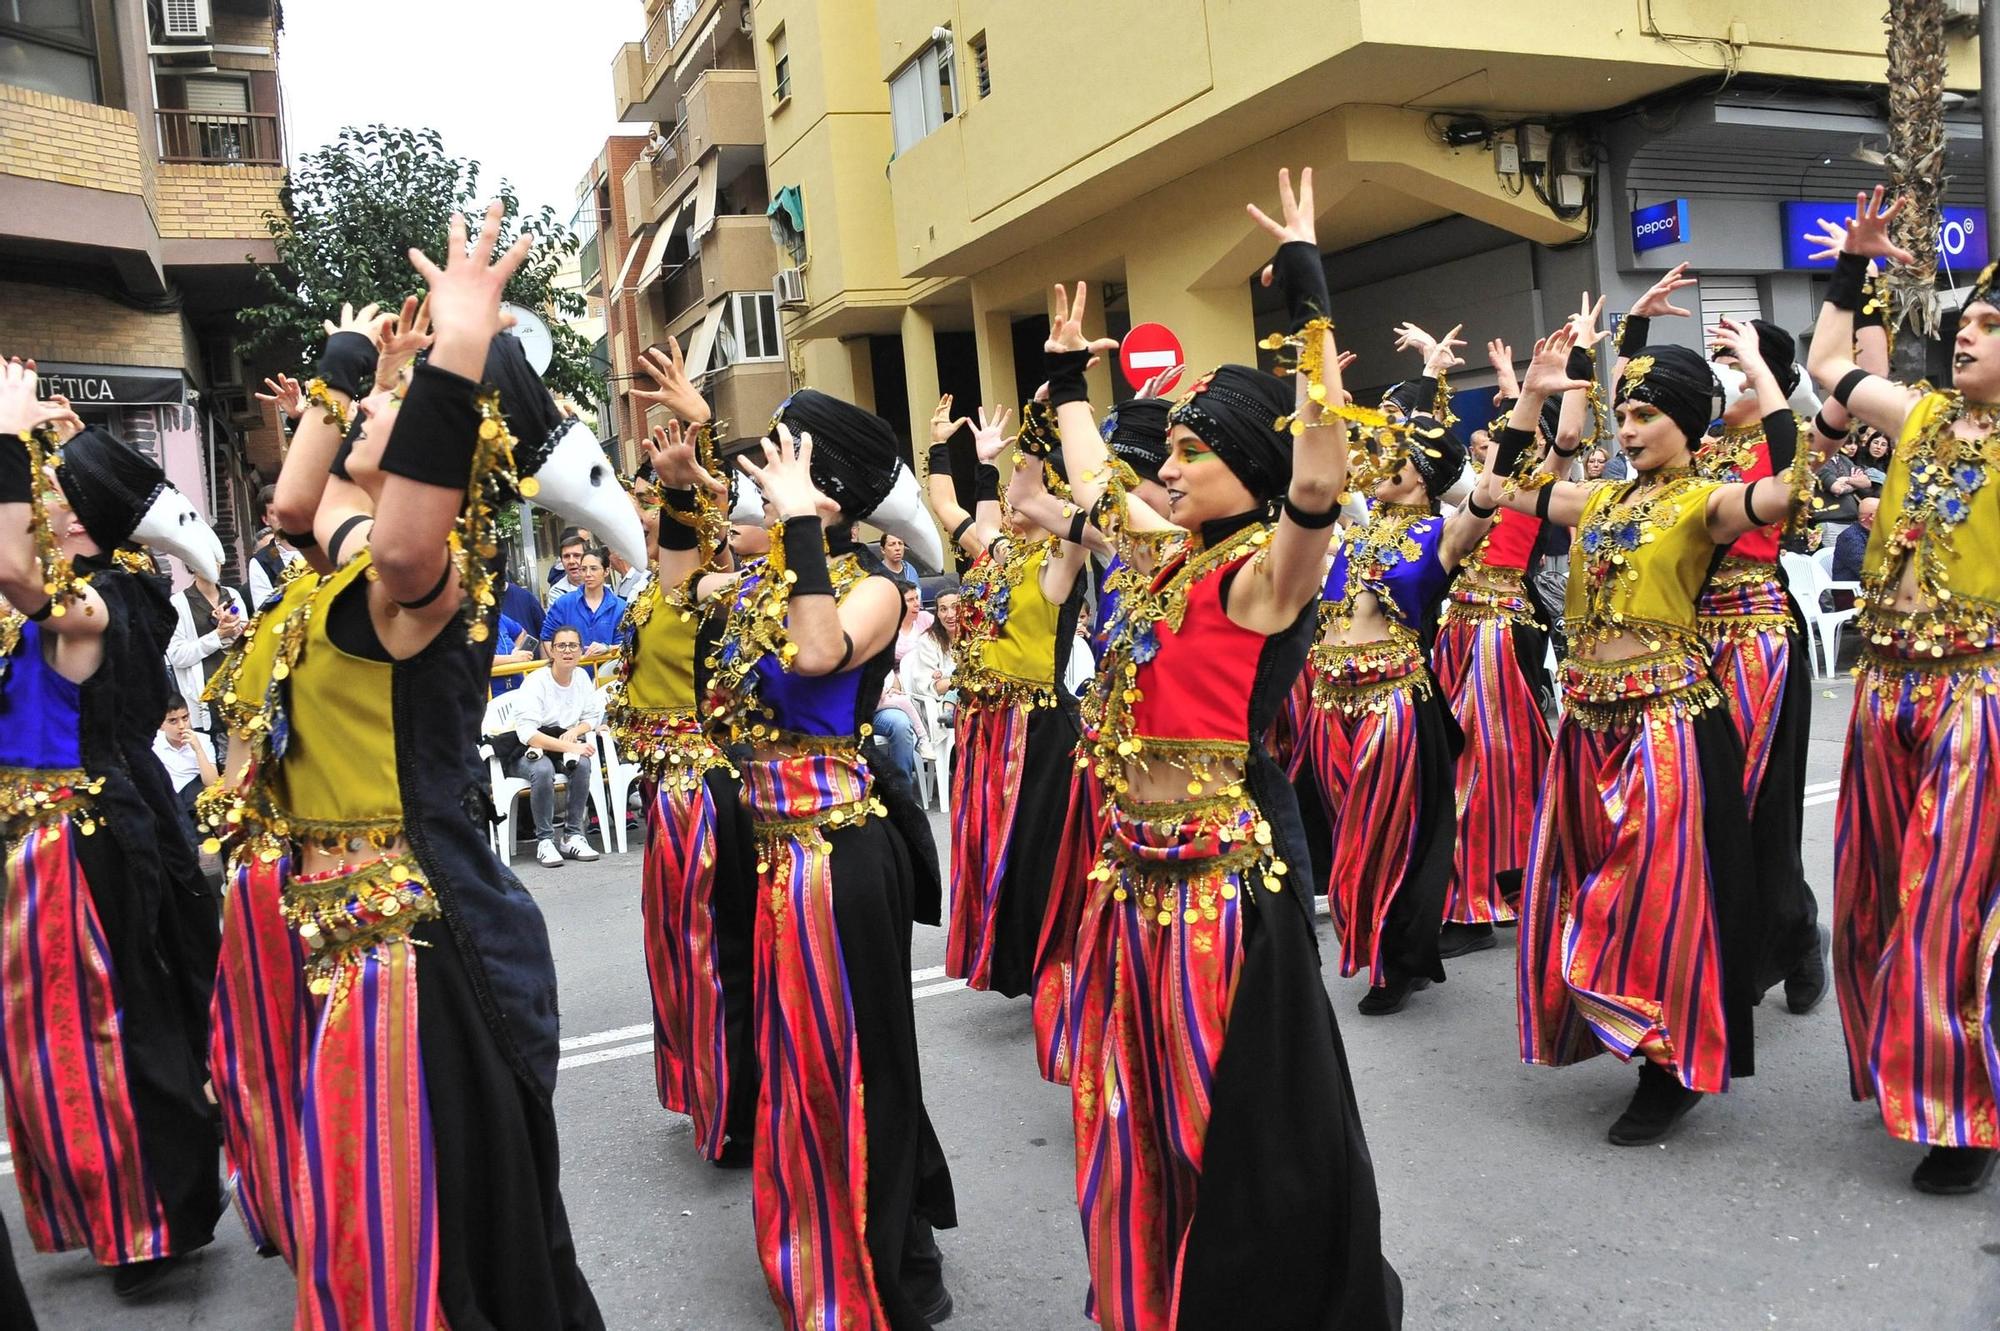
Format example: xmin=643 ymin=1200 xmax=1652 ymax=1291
xmin=1781 ymin=200 xmax=1988 ymax=273
xmin=1631 ymin=199 xmax=1690 ymax=253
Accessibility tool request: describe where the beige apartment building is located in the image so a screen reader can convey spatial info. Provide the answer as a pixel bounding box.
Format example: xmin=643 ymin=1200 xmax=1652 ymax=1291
xmin=744 ymin=0 xmax=1981 ymax=454
xmin=605 ymin=0 xmax=790 ymax=458
xmin=0 ymin=0 xmax=290 ymax=580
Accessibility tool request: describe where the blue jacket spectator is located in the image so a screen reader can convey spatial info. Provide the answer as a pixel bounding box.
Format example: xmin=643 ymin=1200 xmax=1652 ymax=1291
xmin=1833 ymin=498 xmax=1876 ymax=585
xmin=541 ymin=549 xmax=627 ymax=659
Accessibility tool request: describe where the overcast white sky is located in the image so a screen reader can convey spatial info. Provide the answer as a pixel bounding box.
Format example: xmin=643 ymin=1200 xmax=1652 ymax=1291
xmin=279 ymin=0 xmax=645 ymax=223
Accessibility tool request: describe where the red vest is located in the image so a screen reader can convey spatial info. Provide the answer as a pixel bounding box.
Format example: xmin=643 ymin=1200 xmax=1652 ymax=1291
xmin=1477 ymin=508 xmax=1542 ymax=571
xmin=1128 ymin=552 xmax=1266 ymax=748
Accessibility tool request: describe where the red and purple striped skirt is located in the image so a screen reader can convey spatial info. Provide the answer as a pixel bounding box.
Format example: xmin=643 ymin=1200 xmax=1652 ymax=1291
xmin=742 ymin=751 xmax=892 ymax=1330
xmin=1517 ymin=655 xmax=1736 ymax=1093
xmin=946 ymin=698 xmax=1030 ymax=990
xmin=641 ymin=765 xmax=735 ymax=1157
xmin=1835 ymin=650 xmax=2000 ymax=1147
xmin=0 ymin=810 xmax=174 ymax=1265
xmin=1435 ymin=596 xmax=1551 ymax=924
xmin=1031 ymin=765 xmax=1105 ymax=1085
xmin=1301 ymin=644 xmax=1429 ymax=982
xmin=210 ymin=847 xmax=311 ymax=1264
xmin=1699 ymin=567 xmax=1796 ymax=806
xmin=1068 ymin=791 xmax=1280 ymax=1331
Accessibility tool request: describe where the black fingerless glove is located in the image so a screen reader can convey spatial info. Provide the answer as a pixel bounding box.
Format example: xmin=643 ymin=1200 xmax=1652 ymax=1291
xmin=1566 ymin=345 xmax=1595 ymax=383
xmin=1855 ymin=272 xmax=1887 ymax=330
xmin=1044 ymin=349 xmax=1092 ymax=409
xmin=1268 ymin=239 xmax=1332 ymax=332
xmin=975 ymin=464 xmax=1001 ymax=503
xmin=1493 ymin=425 xmax=1536 ymax=480
xmin=779 ymin=516 xmax=833 ymax=597
xmin=378 ymin=361 xmax=482 ymax=491
xmin=927 ymin=441 xmax=952 ymax=477
xmin=0 ymin=433 xmax=32 ymax=504
xmin=1617 ymin=314 xmax=1651 ymax=357
xmin=1825 ymin=252 xmax=1869 ymax=312
xmin=1762 ymin=408 xmax=1799 ymax=473
xmin=317 ymin=331 xmax=377 ymax=399
xmin=658 ymin=487 xmax=699 ymax=551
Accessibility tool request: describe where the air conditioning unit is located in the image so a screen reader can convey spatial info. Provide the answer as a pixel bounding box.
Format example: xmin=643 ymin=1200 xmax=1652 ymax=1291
xmin=774 ymin=267 xmax=807 ymax=308
xmin=159 ymin=0 xmax=213 ymax=42
xmin=1944 ymin=0 xmax=1979 ymax=28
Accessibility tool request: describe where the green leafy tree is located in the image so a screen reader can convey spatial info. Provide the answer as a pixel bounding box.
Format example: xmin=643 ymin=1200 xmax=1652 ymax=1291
xmin=241 ymin=124 xmax=596 ymax=404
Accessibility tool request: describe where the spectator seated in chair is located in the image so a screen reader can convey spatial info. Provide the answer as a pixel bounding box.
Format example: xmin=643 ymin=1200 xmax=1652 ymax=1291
xmin=1828 ymin=496 xmax=1876 ymax=611
xmin=152 ymin=693 xmax=218 ymax=823
xmin=508 ymin=626 xmax=607 ymax=867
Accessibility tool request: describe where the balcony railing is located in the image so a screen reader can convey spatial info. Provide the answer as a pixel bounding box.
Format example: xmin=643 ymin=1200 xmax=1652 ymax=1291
xmin=644 ymin=0 xmax=706 ymax=61
xmin=157 ymin=109 xmax=282 ymax=166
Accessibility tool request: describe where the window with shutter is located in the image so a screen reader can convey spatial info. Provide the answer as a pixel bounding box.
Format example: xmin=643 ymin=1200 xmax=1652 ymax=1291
xmin=1697 ymin=276 xmax=1763 ymax=328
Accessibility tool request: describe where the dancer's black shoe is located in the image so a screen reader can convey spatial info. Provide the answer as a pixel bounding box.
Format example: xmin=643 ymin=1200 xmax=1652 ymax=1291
xmin=1437 ymin=922 xmax=1496 ymax=959
xmin=1911 ymin=1145 xmax=1997 ymax=1195
xmin=1784 ymin=925 xmax=1831 ymax=1016
xmin=1357 ymin=974 xmax=1432 ymax=1016
xmin=112 ymin=1255 xmax=184 ymax=1299
xmin=1607 ymin=1061 xmax=1704 ymax=1146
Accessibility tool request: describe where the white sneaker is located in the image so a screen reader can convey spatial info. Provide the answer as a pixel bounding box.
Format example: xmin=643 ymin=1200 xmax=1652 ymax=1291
xmin=561 ymin=834 xmax=600 ymax=862
xmin=535 ymin=839 xmax=565 ymax=868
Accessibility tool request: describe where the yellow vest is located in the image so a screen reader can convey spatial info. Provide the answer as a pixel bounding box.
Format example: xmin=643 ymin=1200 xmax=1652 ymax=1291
xmin=1564 ymin=471 xmax=1724 ymax=654
xmin=966 ymin=543 xmax=1064 ymax=707
xmin=618 ymin=577 xmax=699 ymax=715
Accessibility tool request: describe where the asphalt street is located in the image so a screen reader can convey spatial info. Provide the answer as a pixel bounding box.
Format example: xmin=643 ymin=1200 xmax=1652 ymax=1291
xmin=7 ymin=677 xmax=2000 ymax=1329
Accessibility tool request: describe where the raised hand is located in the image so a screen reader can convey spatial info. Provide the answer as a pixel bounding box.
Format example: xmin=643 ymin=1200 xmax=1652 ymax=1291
xmin=1045 ymin=282 xmax=1120 ymax=358
xmin=1486 ymin=339 xmax=1520 ymax=402
xmin=735 ymin=424 xmax=829 ymax=521
xmin=44 ymin=394 xmax=84 ymax=443
xmin=322 ymin=301 xmax=385 ymax=342
xmin=1629 ymin=262 xmax=1698 ymax=320
xmin=0 ymin=358 xmax=64 ymax=435
xmin=644 ymin=420 xmax=727 ymax=498
xmin=930 ymin=393 xmax=970 ymax=445
xmin=1808 ymin=186 xmax=1917 ymax=266
xmin=257 ymin=373 xmax=305 ymax=419
xmin=1393 ymin=322 xmax=1439 ymax=361
xmin=1568 ymin=291 xmax=1610 ymax=350
xmin=1521 ymin=327 xmax=1593 ymax=400
xmin=633 ymin=336 xmax=711 ymax=424
xmin=1707 ymin=316 xmax=1771 ymax=380
xmin=407 ymin=200 xmax=532 ymax=367
xmin=1248 ymin=166 xmax=1318 ymax=277
xmin=375 ymin=294 xmax=434 ymax=386
xmin=970 ymin=404 xmax=1013 ymax=464
xmin=1137 ymin=365 xmax=1184 ymax=400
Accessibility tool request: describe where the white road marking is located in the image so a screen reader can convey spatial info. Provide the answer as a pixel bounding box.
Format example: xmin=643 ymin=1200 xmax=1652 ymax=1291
xmin=561 ymin=1023 xmax=653 ymax=1052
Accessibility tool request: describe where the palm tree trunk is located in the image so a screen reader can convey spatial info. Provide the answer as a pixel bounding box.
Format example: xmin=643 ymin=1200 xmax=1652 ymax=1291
xmin=1884 ymin=0 xmax=1950 ymax=381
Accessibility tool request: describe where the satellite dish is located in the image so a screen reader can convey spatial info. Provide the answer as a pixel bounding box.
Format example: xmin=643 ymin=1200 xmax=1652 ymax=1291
xmin=499 ymin=302 xmax=555 ymax=375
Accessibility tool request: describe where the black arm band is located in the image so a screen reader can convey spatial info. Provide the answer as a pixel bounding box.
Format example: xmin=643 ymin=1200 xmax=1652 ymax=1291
xmin=1832 ymin=367 xmax=1870 ymax=408
xmin=950 ymin=515 xmax=974 ymax=547
xmin=1535 ymin=484 xmax=1556 ymax=522
xmin=394 ymin=560 xmax=453 ymax=610
xmin=926 ymin=441 xmax=952 ymax=477
xmin=1813 ymin=411 xmax=1850 ymax=441
xmin=328 ymin=513 xmax=371 ymax=567
xmin=1065 ymin=510 xmax=1088 ymax=544
xmin=317 ymin=331 xmax=377 ymax=399
xmin=658 ymin=488 xmax=699 ymax=551
xmin=1617 ymin=314 xmax=1651 ymax=357
xmin=1044 ymin=349 xmax=1093 ymax=409
xmin=24 ymin=598 xmax=52 ymax=622
xmin=279 ymin=527 xmax=317 ymax=550
xmin=833 ymin=631 xmax=855 ymax=673
xmin=1466 ymin=495 xmax=1497 ymax=520
xmin=1551 ymin=443 xmax=1579 ymax=459
xmin=780 ymin=517 xmax=834 ymax=598
xmin=1281 ymin=495 xmax=1339 ymax=529
xmin=379 ymin=362 xmax=483 ymax=491
xmin=1269 ymin=239 xmax=1332 ymax=331
xmin=0 ymin=436 xmax=32 ymax=505
xmin=975 ymin=465 xmax=1001 ymax=503
xmin=1743 ymin=484 xmax=1776 ymax=527
xmin=1493 ymin=425 xmax=1536 ymax=479
xmin=1566 ymin=345 xmax=1595 ymax=382
xmin=1762 ymin=407 xmax=1799 ymax=472
xmin=1825 ymin=252 xmax=1869 ymax=311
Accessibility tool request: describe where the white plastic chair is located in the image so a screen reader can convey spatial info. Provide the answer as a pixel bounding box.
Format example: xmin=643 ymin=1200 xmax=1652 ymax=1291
xmin=479 ymin=693 xmax=615 ymax=862
xmin=594 ymin=729 xmax=643 ymax=854
xmin=1780 ymin=550 xmax=1860 ymax=678
xmin=916 ymin=694 xmax=952 ymax=812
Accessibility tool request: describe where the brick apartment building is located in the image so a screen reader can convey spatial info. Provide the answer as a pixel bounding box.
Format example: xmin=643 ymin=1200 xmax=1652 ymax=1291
xmin=1 ymin=0 xmax=290 ymax=585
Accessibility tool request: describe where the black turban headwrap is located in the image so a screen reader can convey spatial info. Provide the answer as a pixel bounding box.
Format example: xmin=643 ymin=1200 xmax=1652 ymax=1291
xmin=1616 ymin=344 xmax=1721 ymax=448
xmin=1102 ymin=397 xmax=1170 ymax=482
xmin=769 ymin=388 xmax=903 ymax=521
xmin=55 ymin=426 xmax=167 ymax=553
xmin=1716 ymin=318 xmax=1801 ymax=398
xmin=1404 ymin=413 xmax=1466 ymax=500
xmin=1166 ymin=365 xmax=1293 ymax=505
xmin=484 ymin=332 xmax=569 ymax=478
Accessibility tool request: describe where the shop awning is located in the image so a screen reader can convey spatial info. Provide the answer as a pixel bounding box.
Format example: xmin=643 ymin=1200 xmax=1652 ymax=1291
xmin=634 ymin=217 xmax=675 ymax=293
xmin=34 ymin=361 xmax=184 ymax=406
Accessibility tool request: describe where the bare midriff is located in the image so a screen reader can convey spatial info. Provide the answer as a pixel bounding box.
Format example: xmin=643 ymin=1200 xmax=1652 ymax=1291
xmin=1120 ymin=753 xmax=1249 ymax=806
xmin=297 ymin=836 xmax=410 ymax=879
xmin=1322 ymin=589 xmax=1397 ymax=648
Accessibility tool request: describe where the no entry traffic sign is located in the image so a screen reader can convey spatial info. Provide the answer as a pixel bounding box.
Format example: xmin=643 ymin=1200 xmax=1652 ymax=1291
xmin=1120 ymin=323 xmax=1184 ymax=395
